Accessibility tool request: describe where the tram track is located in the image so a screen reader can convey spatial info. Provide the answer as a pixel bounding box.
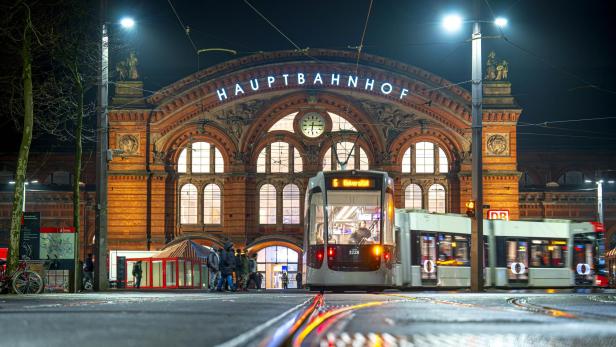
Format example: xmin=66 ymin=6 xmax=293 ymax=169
xmin=506 ymin=297 xmax=616 ymax=321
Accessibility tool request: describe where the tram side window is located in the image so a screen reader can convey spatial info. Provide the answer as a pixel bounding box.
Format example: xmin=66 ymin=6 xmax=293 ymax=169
xmin=309 ymin=192 xmax=325 ymax=245
xmin=530 ymin=240 xmax=567 ymax=268
xmin=437 ymin=233 xmax=470 ymax=266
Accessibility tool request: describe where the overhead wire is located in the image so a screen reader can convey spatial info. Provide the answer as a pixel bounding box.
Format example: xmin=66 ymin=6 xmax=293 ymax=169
xmin=166 ymin=0 xmax=198 ymax=53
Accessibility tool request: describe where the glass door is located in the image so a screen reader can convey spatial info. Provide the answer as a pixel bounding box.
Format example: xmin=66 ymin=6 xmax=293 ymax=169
xmin=420 ymin=233 xmax=437 ymax=284
xmin=506 ymin=239 xmax=529 ymax=283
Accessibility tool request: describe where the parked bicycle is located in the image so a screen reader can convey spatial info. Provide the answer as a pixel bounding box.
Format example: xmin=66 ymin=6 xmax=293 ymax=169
xmin=0 ymin=259 xmax=44 ymax=294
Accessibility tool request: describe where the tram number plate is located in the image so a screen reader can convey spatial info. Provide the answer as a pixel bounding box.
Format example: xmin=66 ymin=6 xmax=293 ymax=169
xmin=349 ymin=248 xmax=360 ymax=255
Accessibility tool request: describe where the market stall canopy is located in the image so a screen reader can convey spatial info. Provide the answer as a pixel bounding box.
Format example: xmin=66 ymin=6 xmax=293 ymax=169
xmin=156 ymin=239 xmax=213 ymax=260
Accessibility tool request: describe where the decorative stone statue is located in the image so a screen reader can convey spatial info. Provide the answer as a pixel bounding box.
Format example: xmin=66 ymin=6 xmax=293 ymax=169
xmin=115 ymin=51 xmax=139 ymax=81
xmin=496 ymin=60 xmax=509 ymax=80
xmin=485 ymin=51 xmax=497 ymax=80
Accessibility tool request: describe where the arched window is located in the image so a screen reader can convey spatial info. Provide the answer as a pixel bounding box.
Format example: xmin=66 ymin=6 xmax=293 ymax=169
xmin=283 ymin=184 xmax=300 ymax=224
xmin=402 ymin=148 xmax=412 ymax=173
xmin=203 ymin=184 xmax=221 ymax=224
xmin=323 ymin=142 xmax=369 ymax=171
xmin=269 ymin=112 xmax=298 ymax=132
xmin=180 ymin=184 xmax=198 ymax=224
xmin=259 ymin=184 xmax=277 ymax=224
xmin=438 ymin=148 xmax=448 ymax=173
xmin=328 ymin=112 xmax=357 ymax=131
xmin=256 ymin=142 xmax=302 ymax=173
xmin=405 ymin=184 xmax=422 ymax=209
xmin=428 ymin=184 xmax=446 ymax=213
xmin=416 ymin=142 xmax=434 ymax=173
xmin=178 ymin=149 xmax=188 ymax=173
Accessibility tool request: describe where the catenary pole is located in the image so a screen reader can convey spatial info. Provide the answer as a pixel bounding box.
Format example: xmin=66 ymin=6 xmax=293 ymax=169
xmin=470 ymin=0 xmax=484 ymax=292
xmin=95 ymin=0 xmax=109 ymax=291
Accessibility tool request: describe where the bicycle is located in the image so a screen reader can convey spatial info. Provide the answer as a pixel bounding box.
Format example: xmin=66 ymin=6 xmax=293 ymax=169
xmin=0 ymin=259 xmax=44 ymax=294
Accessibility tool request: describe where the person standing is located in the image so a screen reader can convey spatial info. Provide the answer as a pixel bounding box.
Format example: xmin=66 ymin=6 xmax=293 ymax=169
xmin=281 ymin=271 xmax=289 ymax=290
xmin=234 ymin=249 xmax=242 ymax=289
xmin=82 ymin=253 xmax=94 ymax=290
xmin=295 ymin=271 xmax=302 ymax=289
xmin=256 ymin=272 xmax=263 ymax=290
xmin=132 ymin=261 xmax=143 ymax=289
xmin=247 ymin=253 xmax=257 ymax=289
xmin=217 ymin=242 xmax=236 ymax=292
xmin=207 ymin=249 xmax=220 ymax=291
xmin=240 ymin=250 xmax=250 ymax=291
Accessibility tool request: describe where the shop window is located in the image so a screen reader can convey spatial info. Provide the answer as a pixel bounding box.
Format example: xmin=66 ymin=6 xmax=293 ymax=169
xmin=166 ymin=261 xmax=177 ymax=286
xmin=152 ymin=261 xmax=163 ymax=287
xmin=269 ymin=112 xmax=298 ymax=132
xmin=180 ymin=184 xmax=198 ymax=224
xmin=322 ymin=141 xmax=369 ymax=171
xmin=416 ymin=142 xmax=434 ymax=173
xmin=203 ymin=184 xmax=222 ymax=224
xmin=259 ymin=184 xmax=277 ymax=224
xmin=405 ymin=184 xmax=422 ymax=209
xmin=530 ymin=239 xmax=567 ymax=268
xmin=437 ymin=234 xmax=469 ymax=266
xmin=428 ymin=184 xmax=446 ymax=213
xmin=282 ymin=184 xmax=300 ymax=224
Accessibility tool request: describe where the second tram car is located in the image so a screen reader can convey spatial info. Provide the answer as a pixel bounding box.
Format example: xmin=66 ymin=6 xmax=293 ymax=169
xmin=304 ymin=171 xmax=395 ymax=291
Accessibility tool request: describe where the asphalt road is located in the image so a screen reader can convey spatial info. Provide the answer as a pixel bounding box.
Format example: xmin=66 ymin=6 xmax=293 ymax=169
xmin=1 ymin=290 xmax=616 ymax=347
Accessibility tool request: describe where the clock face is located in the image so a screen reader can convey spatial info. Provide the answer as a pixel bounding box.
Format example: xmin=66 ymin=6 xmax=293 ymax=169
xmin=300 ymin=112 xmax=326 ymax=138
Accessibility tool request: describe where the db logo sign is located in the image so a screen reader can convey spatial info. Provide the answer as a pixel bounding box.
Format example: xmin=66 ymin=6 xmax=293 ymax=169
xmin=488 ymin=210 xmax=509 ymax=221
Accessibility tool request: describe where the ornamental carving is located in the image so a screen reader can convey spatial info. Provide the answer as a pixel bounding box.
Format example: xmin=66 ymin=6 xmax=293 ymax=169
xmin=232 ymin=150 xmax=251 ymax=165
xmin=215 ymin=99 xmax=266 ymax=141
xmin=117 ymin=134 xmax=139 ymax=155
xmin=486 ymin=133 xmax=509 ymax=156
xmin=304 ymin=144 xmax=321 ymax=162
xmin=360 ymin=100 xmax=416 ymax=143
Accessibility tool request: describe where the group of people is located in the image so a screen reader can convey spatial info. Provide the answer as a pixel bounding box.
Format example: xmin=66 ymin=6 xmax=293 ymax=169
xmin=207 ymin=241 xmax=263 ymax=292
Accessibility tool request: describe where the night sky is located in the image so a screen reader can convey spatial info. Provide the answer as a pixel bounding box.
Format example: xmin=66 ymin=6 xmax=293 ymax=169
xmin=49 ymin=1 xmax=616 ymax=151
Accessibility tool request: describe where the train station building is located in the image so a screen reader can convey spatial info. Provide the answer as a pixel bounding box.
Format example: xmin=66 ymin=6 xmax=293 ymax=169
xmin=1 ymin=49 xmax=615 ymax=288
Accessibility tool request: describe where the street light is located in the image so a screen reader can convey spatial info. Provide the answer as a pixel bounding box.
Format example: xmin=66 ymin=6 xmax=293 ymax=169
xmin=95 ymin=13 xmax=135 ymax=292
xmin=441 ymin=8 xmax=508 ymax=292
xmin=9 ymin=180 xmax=38 ymax=212
xmin=585 ymin=177 xmax=615 ymax=226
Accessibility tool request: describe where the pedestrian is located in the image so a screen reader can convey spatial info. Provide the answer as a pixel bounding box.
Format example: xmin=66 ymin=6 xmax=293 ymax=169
xmin=234 ymin=249 xmax=242 ymax=289
xmin=217 ymin=242 xmax=236 ymax=292
xmin=256 ymin=272 xmax=263 ymax=290
xmin=82 ymin=253 xmax=94 ymax=290
xmin=240 ymin=250 xmax=250 ymax=291
xmin=132 ymin=260 xmax=143 ymax=289
xmin=295 ymin=271 xmax=302 ymax=289
xmin=247 ymin=253 xmax=257 ymax=289
xmin=281 ymin=271 xmax=289 ymax=290
xmin=207 ymin=248 xmax=220 ymax=291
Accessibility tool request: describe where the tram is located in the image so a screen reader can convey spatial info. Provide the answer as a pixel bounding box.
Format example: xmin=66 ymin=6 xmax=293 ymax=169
xmin=571 ymin=222 xmax=608 ymax=287
xmin=303 ymin=170 xmax=395 ymax=291
xmin=394 ymin=210 xmax=602 ymax=288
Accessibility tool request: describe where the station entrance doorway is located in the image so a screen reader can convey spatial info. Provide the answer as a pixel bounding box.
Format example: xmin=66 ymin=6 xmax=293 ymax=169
xmin=256 ymin=246 xmax=299 ymax=289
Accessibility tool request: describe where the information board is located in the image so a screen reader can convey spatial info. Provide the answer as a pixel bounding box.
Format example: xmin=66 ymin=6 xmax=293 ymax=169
xmin=19 ymin=212 xmax=40 ymax=260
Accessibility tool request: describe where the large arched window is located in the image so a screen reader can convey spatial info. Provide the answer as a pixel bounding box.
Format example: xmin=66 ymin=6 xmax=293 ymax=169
xmin=283 ymin=184 xmax=301 ymax=224
xmin=203 ymin=184 xmax=221 ymax=224
xmin=428 ymin=184 xmax=446 ymax=213
xmin=416 ymin=142 xmax=434 ymax=173
xmin=402 ymin=142 xmax=449 ymax=174
xmin=323 ymin=141 xmax=369 ymax=171
xmin=256 ymin=142 xmax=303 ymax=173
xmin=177 ymin=142 xmax=224 ymax=174
xmin=269 ymin=112 xmax=298 ymax=132
xmin=328 ymin=112 xmax=357 ymax=131
xmin=438 ymin=148 xmax=449 ymax=173
xmin=180 ymin=184 xmax=198 ymax=224
xmin=405 ymin=184 xmax=422 ymax=209
xmin=259 ymin=184 xmax=277 ymax=224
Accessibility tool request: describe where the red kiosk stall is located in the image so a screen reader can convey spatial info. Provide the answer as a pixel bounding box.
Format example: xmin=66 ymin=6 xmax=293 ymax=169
xmin=125 ymin=239 xmax=212 ymax=289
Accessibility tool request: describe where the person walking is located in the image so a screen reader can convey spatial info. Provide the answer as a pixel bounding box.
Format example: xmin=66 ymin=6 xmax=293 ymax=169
xmin=295 ymin=271 xmax=302 ymax=289
xmin=281 ymin=271 xmax=289 ymax=290
xmin=82 ymin=253 xmax=94 ymax=290
xmin=132 ymin=261 xmax=143 ymax=289
xmin=207 ymin=248 xmax=221 ymax=291
xmin=240 ymin=250 xmax=250 ymax=291
xmin=217 ymin=242 xmax=236 ymax=292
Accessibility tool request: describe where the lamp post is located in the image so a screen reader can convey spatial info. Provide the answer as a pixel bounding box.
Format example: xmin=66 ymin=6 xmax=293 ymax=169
xmin=9 ymin=180 xmax=38 ymax=212
xmin=442 ymin=5 xmax=507 ymax=292
xmin=585 ymin=177 xmax=615 ymax=225
xmin=95 ymin=7 xmax=135 ymax=291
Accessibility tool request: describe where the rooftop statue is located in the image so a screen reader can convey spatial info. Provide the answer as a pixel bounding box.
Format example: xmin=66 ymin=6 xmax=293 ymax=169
xmin=115 ymin=51 xmax=139 ymax=81
xmin=485 ymin=51 xmax=509 ymax=81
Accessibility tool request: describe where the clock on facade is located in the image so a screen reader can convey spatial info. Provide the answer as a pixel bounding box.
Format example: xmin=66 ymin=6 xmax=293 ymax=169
xmin=299 ymin=112 xmax=326 ymax=138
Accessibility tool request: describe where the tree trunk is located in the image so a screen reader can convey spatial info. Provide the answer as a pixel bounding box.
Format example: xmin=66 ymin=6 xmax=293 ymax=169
xmin=8 ymin=17 xmax=33 ymax=274
xmin=72 ymin=75 xmax=84 ymax=292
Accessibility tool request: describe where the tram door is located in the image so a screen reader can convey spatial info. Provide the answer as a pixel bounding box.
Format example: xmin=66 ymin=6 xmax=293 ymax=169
xmin=573 ymin=236 xmax=594 ymax=285
xmin=506 ymin=239 xmax=529 ymax=284
xmin=420 ymin=233 xmax=437 ymax=285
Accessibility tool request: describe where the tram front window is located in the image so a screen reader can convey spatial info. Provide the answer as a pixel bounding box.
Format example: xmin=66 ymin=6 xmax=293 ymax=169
xmin=326 ymin=191 xmax=381 ymax=245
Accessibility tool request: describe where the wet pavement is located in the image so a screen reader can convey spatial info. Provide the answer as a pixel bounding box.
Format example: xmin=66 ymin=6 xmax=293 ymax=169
xmin=0 ymin=289 xmax=615 ymax=346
